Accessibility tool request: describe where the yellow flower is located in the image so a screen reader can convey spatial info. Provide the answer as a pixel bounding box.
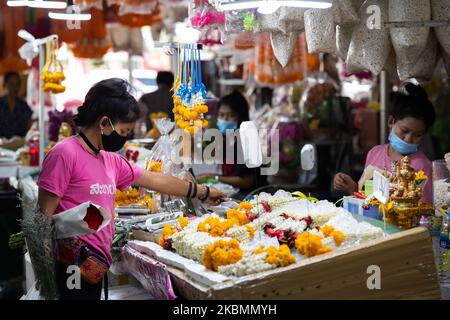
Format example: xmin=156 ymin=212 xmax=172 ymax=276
xmin=197 ymin=217 xmax=233 ymax=237
xmin=415 ymin=171 xmax=427 ymax=181
xmin=254 ymin=245 xmax=296 ymax=267
xmin=226 ymin=209 xmax=249 ymax=226
xmin=238 ymin=201 xmax=253 ymax=213
xmin=295 ymin=232 xmax=332 ymax=257
xmin=245 ymin=225 xmax=255 ymax=239
xmin=178 ymin=216 xmax=189 ymax=229
xmin=149 ymin=160 xmax=163 ymax=172
xmin=331 ymin=230 xmax=345 ymax=246
xmin=202 ymin=239 xmax=243 ymax=271
xmin=320 ymin=225 xmax=335 ymax=238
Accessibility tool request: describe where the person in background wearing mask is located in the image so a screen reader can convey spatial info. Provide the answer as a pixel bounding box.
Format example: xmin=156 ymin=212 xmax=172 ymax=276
xmin=0 ymin=71 xmax=32 ymax=139
xmin=139 ymin=71 xmax=175 ymax=131
xmin=37 ymin=79 xmax=225 ymax=300
xmin=197 ymin=91 xmax=259 ymax=197
xmin=334 ymin=83 xmax=435 ymax=204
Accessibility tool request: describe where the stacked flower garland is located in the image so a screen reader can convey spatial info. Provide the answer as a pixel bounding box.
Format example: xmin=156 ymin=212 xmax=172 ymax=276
xmin=172 ymin=45 xmax=209 ymax=136
xmin=41 ymin=41 xmax=65 ymax=94
xmin=158 ymin=192 xmax=384 ymax=278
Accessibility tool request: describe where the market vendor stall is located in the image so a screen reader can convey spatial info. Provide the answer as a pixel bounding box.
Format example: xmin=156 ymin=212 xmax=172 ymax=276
xmin=117 ymin=191 xmax=441 ymax=300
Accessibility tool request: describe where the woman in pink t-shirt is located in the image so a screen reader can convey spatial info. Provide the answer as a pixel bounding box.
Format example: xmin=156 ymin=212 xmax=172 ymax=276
xmin=37 ymin=78 xmax=225 ymax=300
xmin=334 ymin=83 xmax=436 ymax=204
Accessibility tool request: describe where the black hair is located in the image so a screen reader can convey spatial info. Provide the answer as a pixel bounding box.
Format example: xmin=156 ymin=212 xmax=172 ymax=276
xmin=156 ymin=71 xmax=174 ymax=87
xmin=3 ymin=71 xmax=20 ymax=88
xmin=218 ymin=90 xmax=250 ymax=126
xmin=390 ymin=83 xmax=435 ymax=130
xmin=73 ymin=78 xmax=140 ymax=127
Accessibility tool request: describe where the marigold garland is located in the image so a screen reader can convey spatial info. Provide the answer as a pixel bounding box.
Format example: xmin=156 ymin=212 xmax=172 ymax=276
xmin=159 ymin=216 xmax=190 ymax=250
xmin=254 ymin=244 xmax=296 ymax=267
xmin=202 ymin=239 xmax=243 ymax=271
xmin=226 ymin=209 xmax=249 ymax=227
xmin=197 ymin=217 xmax=233 ymax=237
xmin=294 ymin=232 xmax=332 ymax=258
xmin=319 ymin=225 xmax=346 ymax=246
xmin=238 ymin=201 xmax=253 ymax=213
xmin=245 ymin=225 xmax=255 ymax=240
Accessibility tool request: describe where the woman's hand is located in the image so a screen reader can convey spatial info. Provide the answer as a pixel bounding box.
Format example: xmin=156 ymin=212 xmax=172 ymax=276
xmin=333 ymin=173 xmax=358 ymax=195
xmin=205 ymin=187 xmax=226 ymax=206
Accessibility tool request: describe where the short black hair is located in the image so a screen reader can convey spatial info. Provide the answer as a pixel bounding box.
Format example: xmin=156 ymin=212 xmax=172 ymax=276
xmin=73 ymin=78 xmax=140 ymax=127
xmin=390 ymin=83 xmax=435 ymax=130
xmin=218 ymin=90 xmax=250 ymax=126
xmin=3 ymin=71 xmax=20 ymax=88
xmin=156 ymin=71 xmax=174 ymax=87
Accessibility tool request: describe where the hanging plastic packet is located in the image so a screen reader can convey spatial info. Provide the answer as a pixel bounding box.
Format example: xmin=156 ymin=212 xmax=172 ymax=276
xmin=304 ymin=8 xmax=336 ymax=54
xmin=346 ymin=0 xmax=391 ymax=75
xmin=389 ymin=0 xmax=431 ymax=67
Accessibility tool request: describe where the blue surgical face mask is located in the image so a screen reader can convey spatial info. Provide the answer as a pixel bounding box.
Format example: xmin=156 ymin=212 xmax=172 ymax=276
xmin=388 ymin=131 xmax=419 ymax=155
xmin=217 ymin=119 xmax=238 ymax=134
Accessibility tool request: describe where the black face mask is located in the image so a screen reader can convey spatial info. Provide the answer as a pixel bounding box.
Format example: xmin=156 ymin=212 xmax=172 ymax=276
xmin=102 ymin=119 xmax=127 ymax=152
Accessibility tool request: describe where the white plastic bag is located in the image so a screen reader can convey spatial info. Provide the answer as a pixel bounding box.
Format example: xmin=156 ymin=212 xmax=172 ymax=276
xmin=431 ymin=0 xmax=450 ymax=56
xmin=389 ymin=0 xmax=431 ymax=65
xmin=346 ymin=0 xmax=391 ymax=75
xmin=20 ymin=281 xmax=45 ymax=300
xmin=336 ymin=24 xmax=354 ymax=60
xmin=240 ymin=121 xmax=263 ymax=168
xmin=332 ymin=0 xmax=362 ymax=25
xmin=397 ymin=32 xmax=438 ymax=81
xmin=278 ymin=7 xmax=306 ymax=33
xmin=304 ymin=8 xmax=336 ymax=54
xmin=270 ymin=31 xmax=297 ymax=67
xmin=52 ymin=202 xmax=111 ymax=239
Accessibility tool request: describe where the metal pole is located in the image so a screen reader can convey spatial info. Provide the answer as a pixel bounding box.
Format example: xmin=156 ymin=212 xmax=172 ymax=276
xmin=380 ymin=70 xmax=389 ymax=145
xmin=38 ymin=43 xmax=45 ymax=169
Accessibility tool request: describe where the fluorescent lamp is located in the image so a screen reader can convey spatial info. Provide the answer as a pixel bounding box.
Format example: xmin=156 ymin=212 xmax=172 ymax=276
xmin=219 ymin=0 xmax=332 ymax=11
xmin=49 ymin=11 xmax=92 ymax=21
xmin=6 ymin=0 xmax=29 ymax=6
xmin=257 ymin=1 xmax=280 ymax=14
xmin=27 ymin=0 xmax=67 ymax=9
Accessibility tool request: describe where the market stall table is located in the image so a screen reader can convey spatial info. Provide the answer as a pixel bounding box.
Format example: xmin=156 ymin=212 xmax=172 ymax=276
xmin=125 ymin=225 xmax=441 ymax=300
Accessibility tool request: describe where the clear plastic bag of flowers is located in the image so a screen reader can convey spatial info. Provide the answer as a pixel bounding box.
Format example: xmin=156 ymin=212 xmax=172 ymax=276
xmin=224 ymin=9 xmax=257 ymax=34
xmin=189 ymin=1 xmax=225 ymax=31
xmin=267 ymin=114 xmax=304 ymax=184
xmin=145 ymin=118 xmax=175 ymax=175
xmin=298 ymin=74 xmax=339 ymax=141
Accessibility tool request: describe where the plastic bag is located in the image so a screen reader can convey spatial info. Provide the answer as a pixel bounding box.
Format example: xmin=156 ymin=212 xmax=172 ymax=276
xmin=299 ymin=76 xmax=338 ymax=140
xmin=20 ymin=281 xmax=45 ymax=300
xmin=145 ymin=118 xmax=175 ymax=175
xmin=225 ymin=10 xmax=257 ymax=34
xmin=278 ymin=7 xmax=306 ymax=33
xmin=397 ymin=32 xmax=438 ymax=81
xmin=431 ymin=0 xmax=450 ymax=56
xmin=336 ymin=24 xmax=353 ymax=60
xmin=346 ymin=0 xmax=391 ymax=75
xmin=121 ymin=244 xmax=176 ymax=300
xmin=254 ymin=11 xmax=282 ymax=33
xmin=304 ymin=8 xmax=336 ymax=54
xmin=190 ymin=3 xmax=225 ymax=30
xmin=52 ymin=202 xmax=111 ymax=239
xmin=270 ymin=31 xmax=297 ymax=67
xmin=389 ymin=0 xmax=431 ymax=66
xmin=332 ymin=0 xmax=363 ymax=25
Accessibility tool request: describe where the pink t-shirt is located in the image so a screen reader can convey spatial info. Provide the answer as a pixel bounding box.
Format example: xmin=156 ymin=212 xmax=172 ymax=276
xmin=37 ymin=136 xmax=143 ymax=265
xmin=364 ymin=144 xmax=432 ymax=204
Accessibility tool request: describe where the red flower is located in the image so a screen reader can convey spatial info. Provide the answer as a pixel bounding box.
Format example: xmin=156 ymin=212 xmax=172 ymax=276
xmin=83 ymin=206 xmax=104 ymax=231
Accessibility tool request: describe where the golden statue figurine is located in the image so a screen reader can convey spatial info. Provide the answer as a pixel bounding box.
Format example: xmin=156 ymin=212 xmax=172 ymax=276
xmin=58 ymin=122 xmax=72 ymax=142
xmin=390 ymin=156 xmax=420 ymax=206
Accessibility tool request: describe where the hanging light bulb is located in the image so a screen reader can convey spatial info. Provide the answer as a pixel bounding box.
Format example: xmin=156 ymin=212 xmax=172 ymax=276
xmin=7 ymin=0 xmax=29 ymax=6
xmin=48 ymin=0 xmax=91 ymax=21
xmin=27 ymin=0 xmax=67 ymax=9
